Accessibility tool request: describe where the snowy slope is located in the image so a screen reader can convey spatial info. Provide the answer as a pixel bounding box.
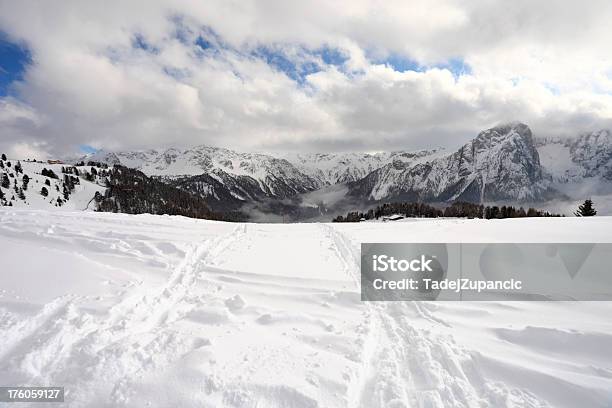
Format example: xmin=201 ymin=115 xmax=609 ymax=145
xmin=536 ymin=130 xmax=612 ymax=183
xmin=536 ymin=131 xmax=612 ymax=199
xmin=1 ymin=210 xmax=611 ymax=407
xmin=0 ymin=158 xmax=106 ymax=211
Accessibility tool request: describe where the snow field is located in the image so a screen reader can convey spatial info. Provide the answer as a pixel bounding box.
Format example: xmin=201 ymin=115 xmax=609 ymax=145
xmin=1 ymin=210 xmax=611 ymax=407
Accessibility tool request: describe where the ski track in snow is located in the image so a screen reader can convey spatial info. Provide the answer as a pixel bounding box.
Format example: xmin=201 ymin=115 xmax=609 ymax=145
xmin=323 ymin=224 xmax=548 ymax=408
xmin=1 ymin=210 xmax=612 ymax=407
xmin=0 ymin=222 xmax=246 ymax=406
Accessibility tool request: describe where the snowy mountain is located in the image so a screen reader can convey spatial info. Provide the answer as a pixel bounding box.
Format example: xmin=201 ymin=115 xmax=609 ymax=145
xmin=78 ymin=146 xmax=432 ymax=210
xmin=285 ymin=150 xmax=442 ymax=185
xmin=348 ymin=122 xmax=558 ymax=202
xmin=80 ymin=146 xmax=323 ymax=208
xmin=537 ymin=130 xmax=612 ymax=186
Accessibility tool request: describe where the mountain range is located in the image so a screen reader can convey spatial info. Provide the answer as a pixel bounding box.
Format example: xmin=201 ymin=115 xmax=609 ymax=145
xmin=75 ymin=122 xmax=612 ymax=214
xmin=5 ymin=122 xmax=608 ymax=219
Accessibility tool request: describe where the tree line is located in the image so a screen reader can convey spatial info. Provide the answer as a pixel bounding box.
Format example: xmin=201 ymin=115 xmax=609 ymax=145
xmin=332 ymin=201 xmax=564 ymax=222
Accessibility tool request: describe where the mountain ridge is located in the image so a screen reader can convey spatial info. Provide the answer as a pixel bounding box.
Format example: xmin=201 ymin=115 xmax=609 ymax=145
xmin=57 ymin=122 xmax=612 ymax=217
xmin=347 ymin=122 xmax=559 ymax=203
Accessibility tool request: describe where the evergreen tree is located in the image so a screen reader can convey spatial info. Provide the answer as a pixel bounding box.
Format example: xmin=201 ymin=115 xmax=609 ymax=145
xmin=1 ymin=173 xmax=9 ymax=189
xmin=22 ymin=174 xmax=30 ymax=190
xmin=41 ymin=186 xmax=49 ymax=197
xmin=95 ymin=166 xmax=229 ymax=220
xmin=574 ymin=199 xmax=597 ymax=217
xmin=41 ymin=168 xmax=58 ymax=179
xmin=1 ymin=153 xmax=6 ymax=161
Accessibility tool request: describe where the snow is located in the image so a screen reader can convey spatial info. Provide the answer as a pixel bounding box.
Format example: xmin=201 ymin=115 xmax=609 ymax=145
xmin=537 ymin=141 xmax=583 ymax=181
xmin=1 ymin=160 xmax=106 ymax=211
xmin=1 ymin=210 xmax=612 ymax=407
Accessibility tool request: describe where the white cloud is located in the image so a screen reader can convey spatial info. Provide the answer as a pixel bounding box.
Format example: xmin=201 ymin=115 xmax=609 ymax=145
xmin=1 ymin=0 xmax=612 ymax=157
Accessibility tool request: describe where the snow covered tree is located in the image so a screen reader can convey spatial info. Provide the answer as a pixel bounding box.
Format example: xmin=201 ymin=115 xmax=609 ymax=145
xmin=1 ymin=153 xmax=5 ymax=161
xmin=22 ymin=174 xmax=30 ymax=190
xmin=1 ymin=173 xmax=9 ymax=189
xmin=41 ymin=186 xmax=49 ymax=197
xmin=41 ymin=168 xmax=58 ymax=179
xmin=574 ymin=199 xmax=597 ymax=217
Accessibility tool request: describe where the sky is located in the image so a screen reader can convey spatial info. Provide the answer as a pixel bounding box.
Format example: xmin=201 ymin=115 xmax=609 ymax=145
xmin=1 ymin=0 xmax=612 ymax=158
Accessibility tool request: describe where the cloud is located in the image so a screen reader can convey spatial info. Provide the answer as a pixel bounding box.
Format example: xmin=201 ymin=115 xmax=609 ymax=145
xmin=0 ymin=0 xmax=611 ymax=157
xmin=0 ymin=98 xmax=47 ymax=157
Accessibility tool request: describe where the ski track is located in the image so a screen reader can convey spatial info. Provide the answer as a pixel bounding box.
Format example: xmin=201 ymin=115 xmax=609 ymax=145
xmin=0 ymin=223 xmax=248 ymax=407
xmin=323 ymin=224 xmax=551 ymax=408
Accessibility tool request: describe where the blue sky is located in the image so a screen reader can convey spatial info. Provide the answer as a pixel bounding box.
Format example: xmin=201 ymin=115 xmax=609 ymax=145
xmin=0 ymin=32 xmax=30 ymax=96
xmin=251 ymin=45 xmax=350 ymax=85
xmin=79 ymin=144 xmax=98 ymax=154
xmin=370 ymin=52 xmax=471 ymax=77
